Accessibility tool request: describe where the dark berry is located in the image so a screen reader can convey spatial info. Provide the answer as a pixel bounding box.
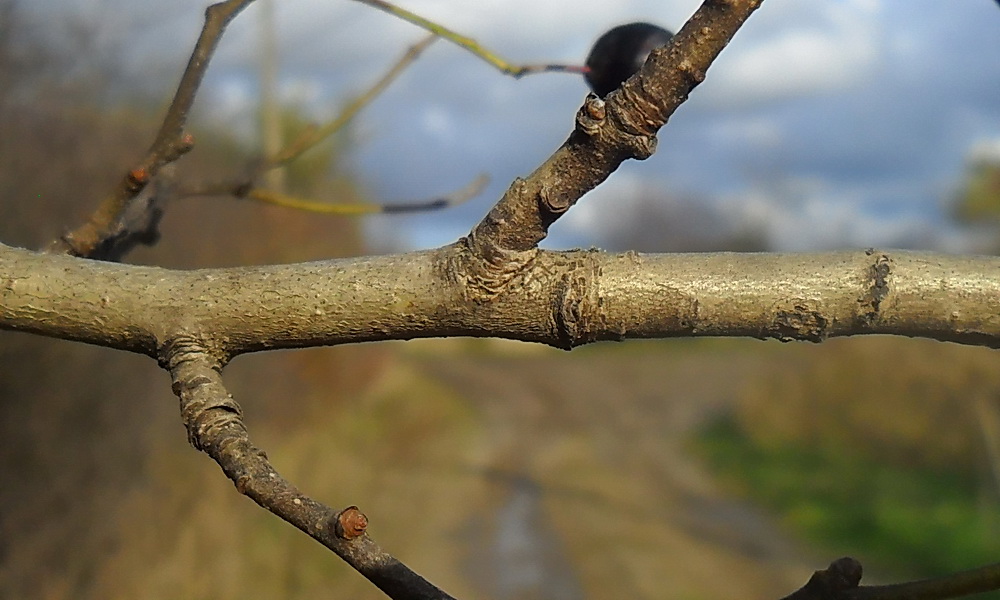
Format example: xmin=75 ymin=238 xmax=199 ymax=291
xmin=584 ymin=22 xmax=674 ymax=97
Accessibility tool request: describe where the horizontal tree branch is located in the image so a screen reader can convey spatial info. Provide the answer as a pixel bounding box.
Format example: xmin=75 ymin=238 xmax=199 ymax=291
xmin=3 ymin=243 xmax=999 ymax=361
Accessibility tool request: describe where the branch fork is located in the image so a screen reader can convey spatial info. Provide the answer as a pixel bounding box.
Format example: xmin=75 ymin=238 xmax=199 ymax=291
xmin=7 ymin=1 xmax=1000 ymax=600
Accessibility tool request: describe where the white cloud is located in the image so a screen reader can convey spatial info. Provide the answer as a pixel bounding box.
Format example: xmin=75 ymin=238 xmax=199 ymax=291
xmin=699 ymin=0 xmax=882 ymax=107
xmin=558 ymin=171 xmax=649 ymax=241
xmin=419 ymin=104 xmax=459 ymax=142
xmin=968 ymin=137 xmax=1000 ymax=163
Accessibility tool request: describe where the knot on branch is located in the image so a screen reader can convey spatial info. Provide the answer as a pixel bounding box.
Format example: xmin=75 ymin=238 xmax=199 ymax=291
xmin=859 ymin=250 xmax=891 ymax=326
xmin=606 ymin=86 xmax=659 ymax=160
xmin=454 ymin=238 xmax=538 ymax=303
xmin=774 ymin=302 xmax=829 ymax=343
xmin=334 ymin=506 xmax=369 ymax=540
xmin=552 ymin=251 xmax=601 ymax=349
xmin=575 ymin=94 xmax=607 ymax=137
xmin=161 ymin=335 xmax=216 ymax=371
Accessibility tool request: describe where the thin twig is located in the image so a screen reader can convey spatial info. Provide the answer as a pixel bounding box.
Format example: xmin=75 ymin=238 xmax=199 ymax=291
xmin=782 ymin=558 xmax=1000 ymax=600
xmin=164 ymin=343 xmax=458 ymax=600
xmin=268 ymin=33 xmax=439 ymax=167
xmin=48 ymin=0 xmax=256 ymax=258
xmin=847 ymin=562 xmax=1000 ymax=600
xmin=353 ymin=0 xmax=586 ymax=78
xmin=244 ymin=173 xmax=488 ymax=214
xmin=177 ymin=33 xmax=450 ymax=218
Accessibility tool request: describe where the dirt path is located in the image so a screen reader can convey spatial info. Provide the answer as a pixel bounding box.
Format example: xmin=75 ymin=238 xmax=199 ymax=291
xmin=411 ymin=342 xmax=822 ymax=600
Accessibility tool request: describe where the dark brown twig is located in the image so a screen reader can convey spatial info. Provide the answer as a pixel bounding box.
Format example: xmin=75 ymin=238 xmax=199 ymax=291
xmin=48 ymin=0 xmax=256 ymax=258
xmin=781 ymin=558 xmax=864 ymax=600
xmin=164 ymin=341 xmax=457 ymax=600
xmin=781 ymin=558 xmax=1000 ymax=600
xmin=847 ymin=561 xmax=1000 ymax=600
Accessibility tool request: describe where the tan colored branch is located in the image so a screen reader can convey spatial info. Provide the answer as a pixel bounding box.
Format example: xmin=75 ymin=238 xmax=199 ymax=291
xmin=3 ymin=244 xmax=999 ymax=359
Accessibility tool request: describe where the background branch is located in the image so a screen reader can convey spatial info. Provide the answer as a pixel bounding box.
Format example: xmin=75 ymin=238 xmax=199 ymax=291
xmin=353 ymin=0 xmax=587 ymax=78
xmin=174 ymin=34 xmax=466 ymax=218
xmin=266 ymin=33 xmax=437 ymax=168
xmin=47 ymin=0 xmax=256 ymax=259
xmin=241 ymin=174 xmax=488 ymax=215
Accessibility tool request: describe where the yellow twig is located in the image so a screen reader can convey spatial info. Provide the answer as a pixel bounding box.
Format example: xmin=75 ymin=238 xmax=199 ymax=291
xmin=247 ymin=173 xmax=488 ymax=214
xmin=353 ymin=0 xmax=586 ymax=78
xmin=269 ymin=33 xmax=439 ymax=167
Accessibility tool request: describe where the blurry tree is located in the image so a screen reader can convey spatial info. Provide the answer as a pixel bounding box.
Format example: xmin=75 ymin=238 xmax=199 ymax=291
xmin=954 ymin=152 xmax=1000 ymax=252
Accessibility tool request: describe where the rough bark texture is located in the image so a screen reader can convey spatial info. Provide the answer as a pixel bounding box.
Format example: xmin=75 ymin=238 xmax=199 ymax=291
xmin=4 ymin=244 xmax=1000 ymax=362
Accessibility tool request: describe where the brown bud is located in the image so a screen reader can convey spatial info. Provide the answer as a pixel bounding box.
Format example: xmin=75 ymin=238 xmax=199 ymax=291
xmin=126 ymin=168 xmax=149 ymax=190
xmin=335 ymin=506 xmax=368 ymax=540
xmin=576 ymin=94 xmax=606 ymax=136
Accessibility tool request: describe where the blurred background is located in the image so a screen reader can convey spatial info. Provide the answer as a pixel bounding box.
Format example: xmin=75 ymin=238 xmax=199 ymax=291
xmin=2 ymin=0 xmax=1000 ymax=598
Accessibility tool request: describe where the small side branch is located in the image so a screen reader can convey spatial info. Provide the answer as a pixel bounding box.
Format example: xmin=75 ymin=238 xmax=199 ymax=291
xmin=175 ymin=34 xmax=466 ymax=217
xmin=162 ymin=339 xmax=457 ymax=600
xmin=267 ymin=33 xmax=438 ymax=168
xmin=48 ymin=0 xmax=256 ymax=258
xmin=241 ymin=173 xmax=488 ymax=215
xmin=463 ymin=0 xmax=764 ymax=289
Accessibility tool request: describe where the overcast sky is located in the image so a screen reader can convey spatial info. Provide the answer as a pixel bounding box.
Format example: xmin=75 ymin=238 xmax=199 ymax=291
xmin=26 ymin=0 xmax=1000 ymax=252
